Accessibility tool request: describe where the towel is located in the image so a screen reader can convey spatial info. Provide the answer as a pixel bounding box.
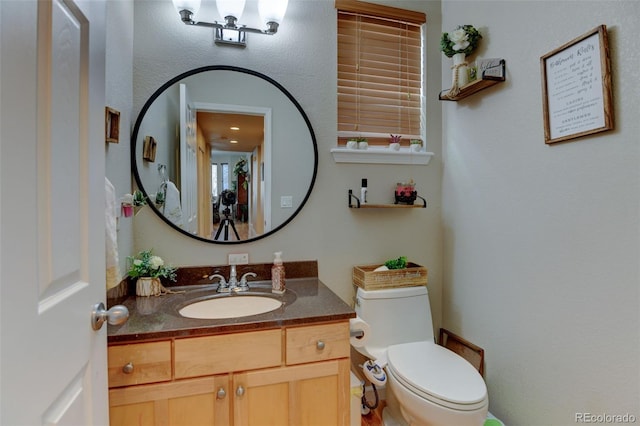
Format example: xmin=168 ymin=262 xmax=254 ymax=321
xmin=105 ymin=177 xmax=121 ymax=290
xmin=164 ymin=181 xmax=184 ymax=228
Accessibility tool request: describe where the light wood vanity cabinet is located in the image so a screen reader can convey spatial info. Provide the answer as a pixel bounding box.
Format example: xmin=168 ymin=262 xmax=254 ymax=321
xmin=108 ymin=322 xmax=351 ymax=426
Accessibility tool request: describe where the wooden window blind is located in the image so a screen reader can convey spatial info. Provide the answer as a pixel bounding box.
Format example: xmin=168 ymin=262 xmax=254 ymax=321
xmin=337 ymin=1 xmax=425 ymax=146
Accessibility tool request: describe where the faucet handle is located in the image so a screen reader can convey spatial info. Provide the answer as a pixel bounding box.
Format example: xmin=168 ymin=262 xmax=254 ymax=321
xmin=208 ymin=274 xmax=227 ymax=286
xmin=239 ymin=272 xmax=257 ymax=288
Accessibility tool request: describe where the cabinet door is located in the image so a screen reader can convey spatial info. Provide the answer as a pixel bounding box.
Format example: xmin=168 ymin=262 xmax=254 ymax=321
xmin=109 ymin=375 xmax=230 ymax=426
xmin=233 ymin=359 xmax=350 ymax=426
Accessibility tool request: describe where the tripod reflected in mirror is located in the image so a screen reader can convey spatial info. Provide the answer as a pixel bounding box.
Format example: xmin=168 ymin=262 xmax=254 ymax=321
xmin=214 ymin=191 xmax=240 ymax=241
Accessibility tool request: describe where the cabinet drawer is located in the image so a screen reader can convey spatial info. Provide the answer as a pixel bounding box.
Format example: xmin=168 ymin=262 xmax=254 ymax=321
xmin=108 ymin=341 xmax=172 ymax=388
xmin=286 ymin=322 xmax=350 ymax=365
xmin=174 ymin=329 xmax=282 ymax=378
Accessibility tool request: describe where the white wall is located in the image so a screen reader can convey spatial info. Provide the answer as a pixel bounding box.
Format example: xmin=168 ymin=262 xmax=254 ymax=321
xmin=105 ymin=0 xmax=134 ymax=278
xmin=441 ymin=1 xmax=640 ymax=423
xmin=129 ymin=0 xmax=444 ymax=323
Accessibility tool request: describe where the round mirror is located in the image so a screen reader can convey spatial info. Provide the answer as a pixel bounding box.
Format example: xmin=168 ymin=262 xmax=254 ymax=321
xmin=132 ymin=66 xmax=318 ymax=244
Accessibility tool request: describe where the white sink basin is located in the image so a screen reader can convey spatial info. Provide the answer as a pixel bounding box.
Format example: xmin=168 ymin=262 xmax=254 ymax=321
xmin=179 ymin=296 xmax=283 ymax=319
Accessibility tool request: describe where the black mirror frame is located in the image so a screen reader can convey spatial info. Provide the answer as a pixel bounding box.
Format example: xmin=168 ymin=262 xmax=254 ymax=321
xmin=131 ymin=65 xmax=319 ymax=245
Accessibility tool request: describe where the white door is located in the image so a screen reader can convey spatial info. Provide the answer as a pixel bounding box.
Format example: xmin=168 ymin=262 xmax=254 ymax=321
xmin=0 ymin=0 xmax=110 ymax=424
xmin=179 ymin=83 xmax=199 ymax=235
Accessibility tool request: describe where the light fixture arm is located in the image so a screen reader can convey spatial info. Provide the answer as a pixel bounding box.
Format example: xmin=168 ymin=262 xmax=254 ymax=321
xmin=177 ymin=9 xmax=280 ymax=47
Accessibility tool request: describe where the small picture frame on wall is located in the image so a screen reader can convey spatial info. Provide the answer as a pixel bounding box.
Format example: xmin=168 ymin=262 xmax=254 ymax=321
xmin=143 ymin=136 xmax=157 ymax=162
xmin=105 ymin=107 xmax=120 ymax=143
xmin=540 ymin=25 xmax=613 ymax=144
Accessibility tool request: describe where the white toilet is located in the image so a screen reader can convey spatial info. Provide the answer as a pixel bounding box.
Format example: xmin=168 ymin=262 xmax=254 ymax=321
xmin=354 ymin=286 xmax=488 ymax=426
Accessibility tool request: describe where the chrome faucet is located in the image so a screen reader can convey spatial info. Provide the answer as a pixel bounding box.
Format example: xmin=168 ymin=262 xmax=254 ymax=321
xmin=228 ymin=265 xmax=238 ymax=287
xmin=209 ymin=266 xmax=256 ymax=293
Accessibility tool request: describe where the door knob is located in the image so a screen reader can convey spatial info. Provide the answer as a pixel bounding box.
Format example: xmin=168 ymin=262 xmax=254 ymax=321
xmin=91 ymin=302 xmax=129 ymax=330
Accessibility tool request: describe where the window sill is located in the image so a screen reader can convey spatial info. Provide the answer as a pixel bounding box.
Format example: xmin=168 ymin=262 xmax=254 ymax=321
xmin=330 ymin=147 xmax=434 ymax=165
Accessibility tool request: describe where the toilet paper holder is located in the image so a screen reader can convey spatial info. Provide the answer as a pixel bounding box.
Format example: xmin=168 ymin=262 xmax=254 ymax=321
xmin=350 ymin=330 xmax=365 ymax=338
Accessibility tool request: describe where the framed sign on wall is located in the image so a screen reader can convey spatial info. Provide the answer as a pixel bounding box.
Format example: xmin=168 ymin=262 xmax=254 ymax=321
xmin=540 ymin=25 xmax=613 ymax=144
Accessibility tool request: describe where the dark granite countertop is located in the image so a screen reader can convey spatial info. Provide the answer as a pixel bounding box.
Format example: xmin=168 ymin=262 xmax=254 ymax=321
xmin=107 ymin=277 xmax=355 ymax=344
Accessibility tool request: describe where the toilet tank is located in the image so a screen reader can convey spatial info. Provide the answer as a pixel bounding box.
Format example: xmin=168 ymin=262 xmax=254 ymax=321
xmin=354 ymin=286 xmax=434 ymax=359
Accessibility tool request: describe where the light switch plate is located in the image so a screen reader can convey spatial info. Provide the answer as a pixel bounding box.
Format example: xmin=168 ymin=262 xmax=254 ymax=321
xmin=280 ymin=195 xmax=293 ymax=208
xmin=228 ymin=253 xmax=249 ymax=265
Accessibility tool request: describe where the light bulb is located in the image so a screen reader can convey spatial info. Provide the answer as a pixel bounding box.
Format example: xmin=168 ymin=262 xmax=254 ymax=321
xmin=172 ymin=0 xmax=201 ymax=14
xmin=216 ymin=0 xmax=246 ymax=20
xmin=258 ymin=0 xmax=288 ymax=25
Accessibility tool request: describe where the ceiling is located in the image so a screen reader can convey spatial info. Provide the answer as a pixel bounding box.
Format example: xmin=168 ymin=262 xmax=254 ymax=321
xmin=197 ymin=111 xmax=264 ymax=153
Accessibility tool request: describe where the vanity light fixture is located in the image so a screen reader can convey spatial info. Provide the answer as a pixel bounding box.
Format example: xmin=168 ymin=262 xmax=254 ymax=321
xmin=172 ymin=0 xmax=288 ymax=48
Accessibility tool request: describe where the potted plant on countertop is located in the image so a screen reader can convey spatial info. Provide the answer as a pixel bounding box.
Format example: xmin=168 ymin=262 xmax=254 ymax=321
xmin=127 ymin=249 xmax=179 ymax=296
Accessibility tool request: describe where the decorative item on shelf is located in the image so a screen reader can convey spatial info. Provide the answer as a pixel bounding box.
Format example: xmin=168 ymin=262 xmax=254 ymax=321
xmin=127 ymin=249 xmax=182 ymax=297
xmin=132 ymin=190 xmax=146 ymax=207
xmin=357 ymin=137 xmax=368 ymax=150
xmin=120 ymin=190 xmax=147 ymax=217
xmin=395 ymin=180 xmax=417 ymax=205
xmin=154 ymin=189 xmax=165 ymax=207
xmin=389 ymin=134 xmax=402 ymax=151
xmin=348 ymin=189 xmax=426 ymax=208
xmin=440 ymin=24 xmax=482 ymax=97
xmin=438 ymin=58 xmax=506 ymax=101
xmin=346 ymin=139 xmax=358 ymax=150
xmin=120 ymin=194 xmax=134 ymax=218
xmin=143 ymin=136 xmax=157 ymax=162
xmin=410 ymin=139 xmax=423 ymax=152
xmin=105 ymin=107 xmax=120 ymax=144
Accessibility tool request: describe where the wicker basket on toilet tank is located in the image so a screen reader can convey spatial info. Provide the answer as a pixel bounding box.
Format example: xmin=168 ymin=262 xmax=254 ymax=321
xmin=353 ymin=262 xmax=427 ymax=290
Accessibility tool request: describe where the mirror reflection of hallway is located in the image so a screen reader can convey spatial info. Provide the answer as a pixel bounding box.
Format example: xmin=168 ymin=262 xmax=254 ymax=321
xmin=204 ymin=111 xmax=264 ymax=242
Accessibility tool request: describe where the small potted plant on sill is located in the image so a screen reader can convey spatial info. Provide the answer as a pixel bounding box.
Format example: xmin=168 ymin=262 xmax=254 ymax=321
xmin=410 ymin=139 xmax=423 ymax=152
xmin=127 ymin=249 xmax=178 ymax=297
xmin=389 ymin=134 xmax=402 ymax=151
xmin=346 ymin=137 xmax=368 ymax=150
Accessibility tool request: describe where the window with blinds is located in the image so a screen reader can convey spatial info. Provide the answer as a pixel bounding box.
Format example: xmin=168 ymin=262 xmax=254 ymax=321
xmin=337 ymin=1 xmax=425 ymax=146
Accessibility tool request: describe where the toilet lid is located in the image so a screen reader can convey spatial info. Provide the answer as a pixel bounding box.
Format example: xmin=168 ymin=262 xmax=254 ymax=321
xmin=387 ymin=341 xmax=487 ymax=410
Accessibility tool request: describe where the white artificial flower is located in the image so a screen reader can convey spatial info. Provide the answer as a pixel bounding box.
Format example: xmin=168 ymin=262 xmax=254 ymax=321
xmin=449 ymin=28 xmax=470 ymax=51
xmin=149 ymin=256 xmax=164 ymax=270
xmin=133 ymin=259 xmax=142 ymax=266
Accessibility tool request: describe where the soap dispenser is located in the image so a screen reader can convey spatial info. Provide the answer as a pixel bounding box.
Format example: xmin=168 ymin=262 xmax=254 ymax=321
xmin=271 ymin=251 xmax=286 ymax=294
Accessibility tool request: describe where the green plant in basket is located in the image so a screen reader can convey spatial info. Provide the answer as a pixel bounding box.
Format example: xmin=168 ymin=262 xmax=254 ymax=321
xmin=127 ymin=249 xmax=177 ymax=281
xmin=384 ymin=256 xmax=408 ymax=270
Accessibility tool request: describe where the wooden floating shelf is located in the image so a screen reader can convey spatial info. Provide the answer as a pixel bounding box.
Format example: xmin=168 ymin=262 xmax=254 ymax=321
xmin=439 ymin=59 xmax=506 ymax=101
xmin=353 ymin=203 xmax=425 ymax=209
xmin=348 ymin=190 xmax=426 ymax=209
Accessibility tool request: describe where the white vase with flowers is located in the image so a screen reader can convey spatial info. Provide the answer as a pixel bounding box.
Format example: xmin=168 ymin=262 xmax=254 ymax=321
xmin=127 ymin=249 xmax=179 ymax=297
xmin=440 ymin=25 xmax=482 ymax=97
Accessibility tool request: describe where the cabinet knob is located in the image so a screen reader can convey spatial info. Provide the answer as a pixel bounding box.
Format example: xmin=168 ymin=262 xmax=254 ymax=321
xmin=122 ymin=362 xmax=134 ymax=374
xmin=316 ymin=340 xmax=325 ymax=350
xmin=236 ymin=385 xmax=245 ymax=397
xmin=217 ymin=387 xmax=227 ymax=399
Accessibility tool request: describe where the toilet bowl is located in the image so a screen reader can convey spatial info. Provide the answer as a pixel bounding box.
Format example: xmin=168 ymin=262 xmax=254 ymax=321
xmin=386 ymin=341 xmax=488 ymax=425
xmin=353 ymin=286 xmax=488 ymax=426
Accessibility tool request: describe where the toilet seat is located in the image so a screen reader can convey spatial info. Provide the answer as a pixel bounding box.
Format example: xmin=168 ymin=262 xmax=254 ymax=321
xmin=387 ymin=341 xmax=487 ymax=411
